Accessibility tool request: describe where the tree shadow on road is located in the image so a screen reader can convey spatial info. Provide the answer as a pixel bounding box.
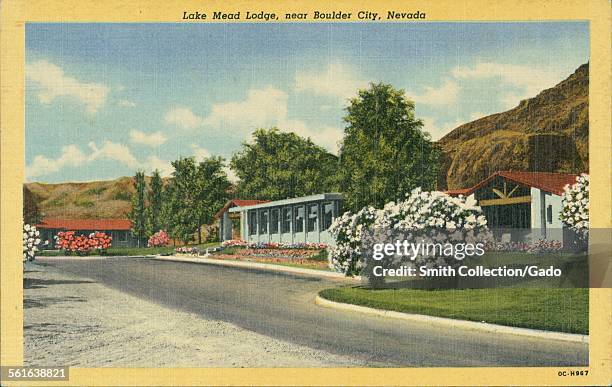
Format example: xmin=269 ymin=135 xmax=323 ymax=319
xmin=24 ymin=295 xmax=88 ymax=309
xmin=24 ymin=278 xmax=95 ymax=289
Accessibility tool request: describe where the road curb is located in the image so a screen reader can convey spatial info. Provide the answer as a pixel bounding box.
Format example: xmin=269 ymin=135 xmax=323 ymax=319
xmin=315 ymin=295 xmax=589 ymax=343
xmin=153 ymin=255 xmax=360 ymax=282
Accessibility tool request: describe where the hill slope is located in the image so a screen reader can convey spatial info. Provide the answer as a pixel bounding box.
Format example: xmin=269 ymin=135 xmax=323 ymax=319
xmin=437 ymin=63 xmax=588 ymax=189
xmin=26 ymin=177 xmax=137 ymax=220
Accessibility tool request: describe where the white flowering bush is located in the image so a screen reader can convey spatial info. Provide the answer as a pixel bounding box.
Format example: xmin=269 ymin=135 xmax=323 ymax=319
xmin=328 ymin=188 xmax=491 ymax=276
xmin=23 ymin=224 xmax=41 ymax=262
xmin=328 ymin=206 xmax=378 ymax=275
xmin=560 ymin=174 xmax=589 ymax=238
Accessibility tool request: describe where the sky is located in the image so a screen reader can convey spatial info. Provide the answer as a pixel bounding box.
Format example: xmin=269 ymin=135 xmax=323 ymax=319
xmin=25 ymin=22 xmax=589 ymax=183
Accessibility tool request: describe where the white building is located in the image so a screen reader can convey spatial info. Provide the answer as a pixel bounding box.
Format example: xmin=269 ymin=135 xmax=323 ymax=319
xmin=447 ymin=171 xmax=578 ymax=242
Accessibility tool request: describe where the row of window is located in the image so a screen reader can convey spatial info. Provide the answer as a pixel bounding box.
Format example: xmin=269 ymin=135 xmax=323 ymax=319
xmin=247 ymin=201 xmax=338 ymax=236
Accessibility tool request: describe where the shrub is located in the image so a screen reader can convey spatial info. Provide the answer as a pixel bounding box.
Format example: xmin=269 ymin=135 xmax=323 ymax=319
xmin=23 ymin=224 xmax=41 ymax=261
xmin=328 ymin=188 xmax=491 ymax=276
xmin=148 ymin=230 xmax=170 ymax=247
xmin=55 ymin=230 xmax=112 ymax=255
xmin=560 ymin=173 xmax=589 ymax=238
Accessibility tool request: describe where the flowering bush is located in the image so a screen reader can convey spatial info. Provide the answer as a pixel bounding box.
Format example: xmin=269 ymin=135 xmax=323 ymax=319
xmin=560 ymin=174 xmax=589 ymax=238
xmin=23 ymin=224 xmax=41 ymax=261
xmin=486 ymin=239 xmax=563 ymax=254
xmin=328 ymin=188 xmax=491 ymax=276
xmin=148 ymin=230 xmax=170 ymax=247
xmin=221 ymin=239 xmax=327 ymax=250
xmin=55 ymin=231 xmax=112 ymax=255
xmin=175 ymin=246 xmax=201 ymax=255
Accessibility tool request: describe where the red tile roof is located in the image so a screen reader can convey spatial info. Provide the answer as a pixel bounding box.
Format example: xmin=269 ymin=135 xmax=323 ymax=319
xmin=36 ymin=218 xmax=132 ymax=231
xmin=447 ymin=171 xmax=579 ymax=196
xmin=215 ymin=199 xmax=270 ymax=218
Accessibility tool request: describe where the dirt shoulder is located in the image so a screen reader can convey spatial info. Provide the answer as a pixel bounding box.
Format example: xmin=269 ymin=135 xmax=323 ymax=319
xmin=23 ymin=261 xmax=363 ymax=367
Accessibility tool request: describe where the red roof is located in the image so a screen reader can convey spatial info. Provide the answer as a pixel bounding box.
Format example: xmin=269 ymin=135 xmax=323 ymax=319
xmin=36 ymin=218 xmax=132 ymax=231
xmin=215 ymin=199 xmax=270 ymax=218
xmin=447 ymin=171 xmax=579 ymax=196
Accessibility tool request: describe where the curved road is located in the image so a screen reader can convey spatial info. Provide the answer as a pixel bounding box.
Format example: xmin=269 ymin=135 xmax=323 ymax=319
xmin=39 ymin=257 xmax=588 ymax=367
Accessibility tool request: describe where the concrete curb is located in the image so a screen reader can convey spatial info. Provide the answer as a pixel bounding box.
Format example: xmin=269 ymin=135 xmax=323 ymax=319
xmin=315 ymin=295 xmax=589 ymax=344
xmin=153 ymin=255 xmax=360 ymax=282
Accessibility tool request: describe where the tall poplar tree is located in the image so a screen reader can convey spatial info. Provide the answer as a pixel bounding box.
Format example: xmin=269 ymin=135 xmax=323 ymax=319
xmin=129 ymin=171 xmax=147 ymax=247
xmin=145 ymin=170 xmax=163 ymax=236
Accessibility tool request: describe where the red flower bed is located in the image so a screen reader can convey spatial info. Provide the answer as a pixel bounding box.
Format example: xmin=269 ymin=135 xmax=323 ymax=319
xmin=55 ymin=230 xmax=112 ymax=255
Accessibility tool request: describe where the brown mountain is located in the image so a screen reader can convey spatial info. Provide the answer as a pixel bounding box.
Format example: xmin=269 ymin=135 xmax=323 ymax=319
xmin=25 ymin=177 xmax=137 ymax=220
xmin=437 ymin=63 xmax=588 ymax=189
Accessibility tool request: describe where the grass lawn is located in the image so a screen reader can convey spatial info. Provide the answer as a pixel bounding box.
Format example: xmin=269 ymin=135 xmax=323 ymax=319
xmin=319 ymin=287 xmax=588 ymax=334
xmin=38 ymin=242 xmax=220 ymax=257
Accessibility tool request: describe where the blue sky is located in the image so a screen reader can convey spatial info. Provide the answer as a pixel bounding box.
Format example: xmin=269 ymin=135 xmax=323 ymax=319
xmin=25 ymin=22 xmax=588 ymax=183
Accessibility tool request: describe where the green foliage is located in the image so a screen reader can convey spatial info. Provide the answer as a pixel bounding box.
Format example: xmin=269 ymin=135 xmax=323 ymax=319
xmin=112 ymin=191 xmax=132 ymax=201
xmin=23 ymin=186 xmax=43 ymax=224
xmin=128 ymin=171 xmax=147 ymax=246
xmin=339 ymin=83 xmax=441 ymax=211
xmin=164 ymin=156 xmax=230 ymax=244
xmin=145 ymin=170 xmax=164 ymax=236
xmin=230 ymin=128 xmax=339 ymax=201
xmin=84 ymin=186 xmax=107 ymax=195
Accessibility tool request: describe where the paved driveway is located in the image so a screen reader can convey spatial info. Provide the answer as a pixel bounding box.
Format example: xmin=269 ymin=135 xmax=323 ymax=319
xmin=38 ymin=257 xmax=588 ymax=367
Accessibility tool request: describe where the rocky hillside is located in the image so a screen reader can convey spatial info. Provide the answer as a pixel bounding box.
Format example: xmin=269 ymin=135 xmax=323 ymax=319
xmin=25 ymin=177 xmax=138 ymax=220
xmin=437 ymin=63 xmax=588 ymax=189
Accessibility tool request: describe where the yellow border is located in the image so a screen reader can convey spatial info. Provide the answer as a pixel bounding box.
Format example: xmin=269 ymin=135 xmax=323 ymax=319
xmin=1 ymin=0 xmax=610 ymax=385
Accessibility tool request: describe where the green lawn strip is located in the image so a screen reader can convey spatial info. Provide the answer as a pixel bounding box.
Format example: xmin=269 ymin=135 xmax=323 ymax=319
xmin=319 ymin=287 xmax=588 ymax=334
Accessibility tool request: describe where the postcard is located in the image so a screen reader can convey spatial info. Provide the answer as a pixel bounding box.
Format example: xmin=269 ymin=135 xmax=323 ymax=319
xmin=1 ymin=0 xmax=610 ymax=386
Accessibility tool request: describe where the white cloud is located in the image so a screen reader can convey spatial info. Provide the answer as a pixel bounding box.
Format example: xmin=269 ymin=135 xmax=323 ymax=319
xmin=409 ymin=79 xmax=459 ymax=106
xmin=118 ymin=99 xmax=136 ymax=107
xmin=202 ymin=86 xmax=289 ymax=130
xmin=451 ymin=62 xmax=566 ymax=108
xmin=141 ymin=156 xmax=174 ymax=177
xmin=295 ymin=62 xmax=368 ymax=100
xmin=163 ymin=86 xmax=343 ymax=154
xmin=26 ymin=141 xmax=176 ymax=180
xmin=87 ymin=141 xmax=140 ymax=169
xmin=25 ymin=145 xmax=88 ymax=179
xmin=190 ymin=144 xmax=211 ymax=162
xmin=421 ymin=117 xmax=468 ymax=141
xmin=129 ymin=130 xmax=167 ymax=147
xmin=224 ymin=166 xmax=238 ymax=183
xmin=164 ymin=107 xmax=204 ymax=129
xmin=26 ymin=60 xmax=109 ymax=113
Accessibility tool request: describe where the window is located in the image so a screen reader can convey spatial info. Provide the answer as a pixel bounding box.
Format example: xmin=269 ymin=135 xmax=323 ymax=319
xmin=248 ymin=210 xmax=257 ymax=235
xmin=259 ymin=210 xmax=268 ymax=234
xmin=322 ymin=201 xmax=334 ymax=230
xmin=293 ymin=206 xmax=304 ymax=233
xmin=281 ymin=207 xmax=291 ymax=233
xmin=547 ymin=205 xmax=553 ymax=224
xmin=116 ymin=230 xmax=127 ymax=242
xmin=307 ymin=204 xmax=318 ymax=232
xmin=270 ymin=209 xmax=279 ymax=234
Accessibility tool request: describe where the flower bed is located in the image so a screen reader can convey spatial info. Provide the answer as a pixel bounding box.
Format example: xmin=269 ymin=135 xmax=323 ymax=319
xmin=221 ymin=239 xmax=327 ymax=250
xmin=210 ymin=253 xmax=329 ymax=269
xmin=233 ymin=248 xmax=320 ymax=259
xmin=55 ymin=231 xmax=112 ymax=255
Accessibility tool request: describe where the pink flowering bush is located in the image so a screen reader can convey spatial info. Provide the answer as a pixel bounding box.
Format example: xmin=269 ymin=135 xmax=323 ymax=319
xmin=148 ymin=230 xmax=170 ymax=247
xmin=55 ymin=231 xmax=112 ymax=255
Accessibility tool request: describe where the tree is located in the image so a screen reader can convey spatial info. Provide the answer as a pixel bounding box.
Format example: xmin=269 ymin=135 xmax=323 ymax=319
xmin=23 ymin=186 xmax=43 ymax=225
xmin=230 ymin=128 xmax=338 ymax=201
xmin=145 ymin=170 xmax=164 ymax=236
xmin=165 ymin=156 xmax=230 ymax=244
xmin=338 ymin=83 xmax=441 ymax=211
xmin=129 ymin=171 xmax=147 ymax=247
